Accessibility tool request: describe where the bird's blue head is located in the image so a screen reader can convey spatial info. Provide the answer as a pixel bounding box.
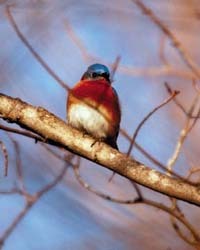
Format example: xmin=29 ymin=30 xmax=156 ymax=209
xmin=81 ymin=64 xmax=110 ymax=82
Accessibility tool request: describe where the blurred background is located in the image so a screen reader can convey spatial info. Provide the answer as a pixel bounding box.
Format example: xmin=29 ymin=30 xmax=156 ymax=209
xmin=0 ymin=0 xmax=200 ymax=249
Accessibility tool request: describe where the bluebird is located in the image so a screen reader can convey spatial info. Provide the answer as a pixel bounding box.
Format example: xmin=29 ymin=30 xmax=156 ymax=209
xmin=67 ymin=64 xmax=121 ymax=149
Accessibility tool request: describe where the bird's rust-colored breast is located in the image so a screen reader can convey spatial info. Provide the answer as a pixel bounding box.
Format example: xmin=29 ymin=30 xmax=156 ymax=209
xmin=68 ymin=79 xmax=121 ymax=126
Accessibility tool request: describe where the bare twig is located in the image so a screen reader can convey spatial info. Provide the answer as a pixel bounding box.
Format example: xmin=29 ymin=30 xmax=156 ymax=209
xmin=110 ymin=56 xmax=121 ymax=82
xmin=132 ymin=0 xmax=200 ymax=79
xmin=168 ymin=198 xmax=200 ymax=247
xmin=193 ymin=79 xmax=200 ymax=95
xmin=119 ymin=65 xmax=195 ymax=79
xmin=0 ymin=140 xmax=8 ymax=176
xmin=64 ymin=18 xmax=96 ymax=63
xmin=36 ymin=162 xmax=69 ymax=197
xmin=143 ymin=199 xmax=200 ymax=244
xmin=164 ymin=93 xmax=200 ymax=246
xmin=73 ymin=157 xmax=200 ymax=245
xmin=64 ymin=18 xmax=121 ymax=83
xmin=109 ymin=88 xmax=179 ymax=185
xmin=0 ymin=128 xmax=71 ymax=248
xmin=167 ymin=95 xmax=200 ymax=174
xmin=0 ymin=123 xmax=69 ymax=150
xmin=64 ymin=16 xmax=196 ymax=80
xmin=170 ymin=214 xmax=199 ymax=246
xmin=0 ymin=160 xmax=69 ymax=247
xmin=5 ymin=5 xmax=70 ymax=91
xmin=42 ymin=144 xmax=65 ymax=161
xmin=187 ymin=167 xmax=200 ymax=182
xmin=165 ymin=82 xmax=190 ymax=116
xmin=0 ymin=188 xmax=21 ymax=195
xmin=121 ymin=128 xmax=185 ymax=180
xmin=127 ymin=90 xmax=179 ymax=156
xmin=73 ymin=158 xmax=141 ymax=204
xmin=0 ymin=123 xmax=43 ymax=142
xmin=120 ymin=128 xmax=166 ymax=168
xmin=0 ymin=202 xmax=31 ymax=249
xmin=159 ymin=34 xmax=169 ymax=66
xmin=9 ymin=137 xmax=26 ymax=191
xmin=165 ymin=82 xmax=200 ymax=120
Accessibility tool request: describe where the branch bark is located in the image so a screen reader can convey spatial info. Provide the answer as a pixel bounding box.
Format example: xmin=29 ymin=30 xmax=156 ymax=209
xmin=0 ymin=93 xmax=200 ymax=206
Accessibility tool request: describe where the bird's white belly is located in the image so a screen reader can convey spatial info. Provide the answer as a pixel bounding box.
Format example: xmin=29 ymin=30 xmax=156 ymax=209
xmin=68 ymin=104 xmax=109 ymax=139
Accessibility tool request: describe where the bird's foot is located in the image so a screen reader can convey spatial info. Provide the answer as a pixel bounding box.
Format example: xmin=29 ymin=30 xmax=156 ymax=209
xmin=90 ymin=138 xmax=104 ymax=148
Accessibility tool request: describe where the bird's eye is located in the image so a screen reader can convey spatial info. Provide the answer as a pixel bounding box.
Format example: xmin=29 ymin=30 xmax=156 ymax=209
xmin=91 ymin=72 xmax=98 ymax=78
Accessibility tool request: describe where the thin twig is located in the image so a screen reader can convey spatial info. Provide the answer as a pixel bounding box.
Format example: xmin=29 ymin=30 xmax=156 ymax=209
xmin=0 ymin=188 xmax=21 ymax=195
xmin=73 ymin=158 xmax=141 ymax=204
xmin=159 ymin=34 xmax=169 ymax=66
xmin=165 ymin=82 xmax=200 ymax=119
xmin=132 ymin=0 xmax=200 ymax=79
xmin=120 ymin=128 xmax=166 ymax=168
xmin=121 ymin=128 xmax=192 ymax=181
xmin=187 ymin=167 xmax=200 ymax=182
xmin=0 ymin=123 xmax=43 ymax=142
xmin=64 ymin=17 xmax=121 ymax=139
xmin=73 ymin=158 xmax=200 ymax=245
xmin=42 ymin=144 xmax=65 ymax=161
xmin=165 ymin=94 xmax=200 ymax=245
xmin=110 ymin=56 xmax=121 ymax=82
xmin=165 ymin=82 xmax=190 ymax=116
xmin=168 ymin=198 xmax=200 ymax=246
xmin=143 ymin=199 xmax=200 ymax=244
xmin=0 ymin=202 xmax=31 ymax=248
xmin=9 ymin=137 xmax=26 ymax=191
xmin=0 ymin=126 xmax=70 ymax=246
xmin=131 ymin=181 xmax=143 ymax=200
xmin=167 ymin=95 xmax=200 ymax=174
xmin=127 ymin=90 xmax=179 ymax=156
xmin=64 ymin=16 xmax=195 ymax=80
xmin=0 ymin=123 xmax=67 ymax=150
xmin=36 ymin=163 xmax=69 ymax=197
xmin=193 ymin=79 xmax=200 ymax=95
xmin=64 ymin=18 xmax=96 ymax=63
xmin=170 ymin=214 xmax=199 ymax=246
xmin=0 ymin=140 xmax=8 ymax=176
xmin=0 ymin=162 xmax=68 ymax=247
xmin=5 ymin=5 xmax=70 ymax=91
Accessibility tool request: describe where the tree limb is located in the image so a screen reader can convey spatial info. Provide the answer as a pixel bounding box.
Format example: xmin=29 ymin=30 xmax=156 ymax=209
xmin=0 ymin=93 xmax=200 ymax=206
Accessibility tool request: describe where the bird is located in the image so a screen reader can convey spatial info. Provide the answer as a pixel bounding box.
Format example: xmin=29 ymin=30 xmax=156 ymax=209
xmin=67 ymin=63 xmax=121 ymax=150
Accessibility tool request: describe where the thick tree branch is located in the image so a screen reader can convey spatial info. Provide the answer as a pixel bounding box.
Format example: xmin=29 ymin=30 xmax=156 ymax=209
xmin=0 ymin=93 xmax=200 ymax=206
